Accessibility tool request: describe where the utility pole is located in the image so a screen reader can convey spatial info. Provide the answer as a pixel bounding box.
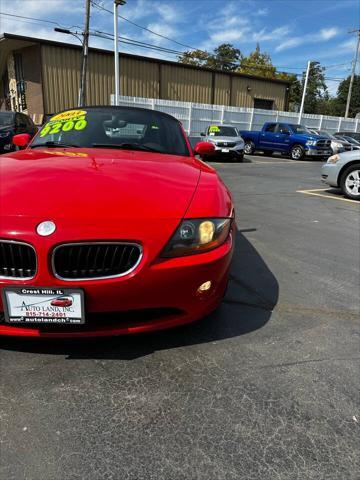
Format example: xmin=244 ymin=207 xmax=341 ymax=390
xmin=345 ymin=29 xmax=360 ymax=118
xmin=78 ymin=0 xmax=91 ymax=107
xmin=298 ymin=60 xmax=311 ymax=123
xmin=114 ymin=0 xmax=126 ymax=106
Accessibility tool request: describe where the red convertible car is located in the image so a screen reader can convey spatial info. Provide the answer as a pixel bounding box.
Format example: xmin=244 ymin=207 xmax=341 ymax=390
xmin=0 ymin=106 xmax=235 ymax=337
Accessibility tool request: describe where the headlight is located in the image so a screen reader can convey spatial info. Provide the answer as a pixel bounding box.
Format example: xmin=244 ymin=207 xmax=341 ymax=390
xmin=306 ymin=140 xmax=317 ymax=146
xmin=332 ymin=142 xmax=342 ymax=149
xmin=0 ymin=131 xmax=10 ymax=138
xmin=327 ymin=154 xmax=340 ymax=164
xmin=161 ymin=218 xmax=232 ymax=257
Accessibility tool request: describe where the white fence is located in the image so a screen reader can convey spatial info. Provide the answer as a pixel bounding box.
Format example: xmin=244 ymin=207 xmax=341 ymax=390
xmin=111 ymin=95 xmax=359 ymax=137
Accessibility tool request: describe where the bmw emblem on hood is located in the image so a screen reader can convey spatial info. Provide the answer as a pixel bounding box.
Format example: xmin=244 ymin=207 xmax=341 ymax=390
xmin=37 ymin=220 xmax=56 ymax=236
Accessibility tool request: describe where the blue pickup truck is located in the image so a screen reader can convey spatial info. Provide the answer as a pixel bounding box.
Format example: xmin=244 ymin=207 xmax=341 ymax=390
xmin=240 ymin=122 xmax=333 ymax=160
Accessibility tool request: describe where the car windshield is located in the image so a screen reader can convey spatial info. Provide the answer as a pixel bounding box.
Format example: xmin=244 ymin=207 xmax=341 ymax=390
xmin=208 ymin=126 xmax=238 ymax=137
xmin=0 ymin=112 xmax=14 ymax=127
xmin=31 ymin=107 xmax=190 ymax=156
xmin=319 ymin=131 xmax=336 ymax=139
xmin=289 ymin=124 xmax=312 ymax=134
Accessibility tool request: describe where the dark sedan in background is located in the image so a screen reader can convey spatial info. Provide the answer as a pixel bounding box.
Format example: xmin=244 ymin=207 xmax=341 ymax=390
xmin=0 ymin=111 xmax=38 ymax=153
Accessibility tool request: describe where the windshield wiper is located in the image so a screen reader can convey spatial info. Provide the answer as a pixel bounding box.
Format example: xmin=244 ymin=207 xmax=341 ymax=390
xmin=91 ymin=142 xmax=163 ymax=153
xmin=31 ymin=141 xmax=80 ymax=149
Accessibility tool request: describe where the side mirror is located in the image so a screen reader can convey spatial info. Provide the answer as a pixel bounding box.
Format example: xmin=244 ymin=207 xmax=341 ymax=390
xmin=12 ymin=133 xmax=31 ymax=148
xmin=200 ymin=132 xmax=205 ymax=137
xmin=193 ymin=141 xmax=215 ymax=156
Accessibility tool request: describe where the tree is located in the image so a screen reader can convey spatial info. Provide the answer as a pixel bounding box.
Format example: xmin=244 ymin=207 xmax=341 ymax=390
xmin=207 ymin=43 xmax=242 ymax=71
xmin=177 ymin=49 xmax=212 ymax=67
xmin=300 ymin=62 xmax=328 ymax=114
xmin=336 ymin=75 xmax=360 ymax=117
xmin=178 ymin=43 xmax=242 ymax=71
xmin=238 ymin=43 xmax=276 ymax=78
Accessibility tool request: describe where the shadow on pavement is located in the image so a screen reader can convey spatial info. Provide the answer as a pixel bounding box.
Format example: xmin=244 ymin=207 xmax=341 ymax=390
xmin=0 ymin=231 xmax=279 ymax=359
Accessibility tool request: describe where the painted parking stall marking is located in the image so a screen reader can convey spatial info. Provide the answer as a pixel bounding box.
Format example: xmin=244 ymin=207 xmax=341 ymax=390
xmin=297 ymin=188 xmax=360 ymax=204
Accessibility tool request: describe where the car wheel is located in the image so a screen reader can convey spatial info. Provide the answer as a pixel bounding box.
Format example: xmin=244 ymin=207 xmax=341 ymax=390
xmin=232 ymin=152 xmax=244 ymax=162
xmin=340 ymin=163 xmax=360 ymax=200
xmin=291 ymin=145 xmax=305 ymax=160
xmin=244 ymin=141 xmax=255 ymax=155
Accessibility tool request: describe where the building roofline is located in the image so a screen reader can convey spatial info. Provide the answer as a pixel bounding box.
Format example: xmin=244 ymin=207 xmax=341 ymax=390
xmin=0 ymin=32 xmax=291 ymax=86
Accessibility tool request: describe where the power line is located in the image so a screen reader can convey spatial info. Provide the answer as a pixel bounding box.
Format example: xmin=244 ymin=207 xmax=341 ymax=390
xmin=90 ymin=0 xmax=198 ymax=50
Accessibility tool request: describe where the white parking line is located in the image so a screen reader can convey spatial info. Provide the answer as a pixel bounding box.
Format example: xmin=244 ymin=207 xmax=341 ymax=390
xmin=297 ymin=188 xmax=359 ymax=204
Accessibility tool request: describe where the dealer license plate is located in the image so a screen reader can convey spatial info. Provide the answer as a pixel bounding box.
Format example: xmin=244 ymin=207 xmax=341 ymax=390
xmin=2 ymin=287 xmax=85 ymax=324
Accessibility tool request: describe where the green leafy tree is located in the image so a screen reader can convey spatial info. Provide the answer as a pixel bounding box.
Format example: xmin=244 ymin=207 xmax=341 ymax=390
xmin=300 ymin=62 xmax=328 ymax=114
xmin=178 ymin=43 xmax=242 ymax=71
xmin=238 ymin=43 xmax=276 ymax=78
xmin=207 ymin=43 xmax=242 ymax=71
xmin=335 ymin=75 xmax=360 ymax=117
xmin=177 ymin=49 xmax=212 ymax=67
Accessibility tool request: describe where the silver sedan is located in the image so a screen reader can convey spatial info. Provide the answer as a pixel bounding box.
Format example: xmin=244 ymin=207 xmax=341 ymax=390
xmin=321 ymin=150 xmax=360 ymax=200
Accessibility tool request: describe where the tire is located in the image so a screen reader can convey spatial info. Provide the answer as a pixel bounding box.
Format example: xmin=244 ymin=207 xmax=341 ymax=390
xmin=340 ymin=163 xmax=360 ymax=200
xmin=290 ymin=144 xmax=305 ymax=160
xmin=244 ymin=141 xmax=255 ymax=155
xmin=232 ymin=152 xmax=244 ymax=162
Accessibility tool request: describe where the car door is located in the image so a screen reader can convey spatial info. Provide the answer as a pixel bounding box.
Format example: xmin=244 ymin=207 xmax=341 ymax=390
xmin=274 ymin=124 xmax=291 ymax=152
xmin=259 ymin=123 xmax=278 ymax=150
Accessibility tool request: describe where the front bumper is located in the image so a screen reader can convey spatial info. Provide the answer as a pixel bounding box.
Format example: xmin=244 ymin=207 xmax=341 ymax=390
xmin=213 ymin=144 xmax=244 ymax=156
xmin=305 ymin=147 xmax=333 ymax=157
xmin=321 ymin=162 xmax=340 ymax=187
xmin=0 ymin=228 xmax=235 ymax=338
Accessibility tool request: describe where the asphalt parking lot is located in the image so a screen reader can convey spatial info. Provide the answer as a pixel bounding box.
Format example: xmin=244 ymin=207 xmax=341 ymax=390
xmin=1 ymin=155 xmax=359 ymax=480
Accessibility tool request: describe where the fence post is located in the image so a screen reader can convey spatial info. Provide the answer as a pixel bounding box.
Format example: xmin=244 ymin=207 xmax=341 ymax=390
xmin=220 ymin=105 xmax=225 ymax=124
xmin=275 ymin=111 xmax=279 ymax=122
xmin=338 ymin=117 xmax=342 ymax=131
xmin=318 ymin=115 xmax=323 ymax=130
xmin=188 ymin=102 xmax=192 ymax=136
xmin=249 ymin=108 xmax=254 ymax=131
xmin=151 ymin=98 xmax=155 ymax=110
xmin=355 ymin=119 xmax=359 ymax=132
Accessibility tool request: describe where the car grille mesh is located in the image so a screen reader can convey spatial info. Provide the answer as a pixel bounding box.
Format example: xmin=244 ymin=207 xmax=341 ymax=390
xmin=53 ymin=243 xmax=142 ymax=279
xmin=316 ymin=139 xmax=331 ymax=148
xmin=217 ymin=142 xmax=236 ymax=147
xmin=0 ymin=241 xmax=36 ymax=278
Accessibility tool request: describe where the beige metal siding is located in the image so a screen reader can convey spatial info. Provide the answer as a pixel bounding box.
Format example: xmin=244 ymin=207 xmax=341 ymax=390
xmin=214 ymin=73 xmax=230 ymax=106
xmin=121 ymin=57 xmax=159 ymax=98
xmin=161 ymin=65 xmax=212 ymax=103
xmin=231 ymin=76 xmax=287 ymax=110
xmin=42 ymin=45 xmax=81 ymax=113
xmin=41 ymin=44 xmax=288 ymax=113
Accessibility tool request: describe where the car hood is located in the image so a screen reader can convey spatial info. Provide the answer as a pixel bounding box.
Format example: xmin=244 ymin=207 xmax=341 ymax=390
xmin=0 ymin=148 xmax=201 ymax=221
xmin=337 ymin=149 xmax=360 ymax=161
xmin=207 ymin=136 xmax=242 ymax=142
xmin=293 ymin=134 xmax=329 ymax=143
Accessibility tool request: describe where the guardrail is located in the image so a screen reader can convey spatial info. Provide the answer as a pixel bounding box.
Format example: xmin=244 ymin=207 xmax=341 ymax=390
xmin=111 ymin=94 xmax=359 ymax=136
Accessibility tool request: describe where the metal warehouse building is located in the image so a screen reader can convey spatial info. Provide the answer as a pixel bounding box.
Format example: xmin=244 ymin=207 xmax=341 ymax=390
xmin=0 ymin=33 xmax=290 ymax=121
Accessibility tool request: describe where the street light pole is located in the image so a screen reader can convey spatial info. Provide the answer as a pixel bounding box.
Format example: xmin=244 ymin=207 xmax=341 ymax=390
xmin=299 ymin=60 xmax=311 ymax=123
xmin=78 ymin=0 xmax=91 ymax=107
xmin=345 ymin=29 xmax=360 ymax=119
xmin=114 ymin=0 xmax=126 ymax=106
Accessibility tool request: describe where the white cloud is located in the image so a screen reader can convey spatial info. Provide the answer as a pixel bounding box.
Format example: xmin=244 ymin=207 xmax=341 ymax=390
xmin=210 ymin=28 xmax=248 ymax=44
xmin=275 ymin=26 xmax=340 ymax=52
xmin=253 ymin=26 xmax=290 ymax=42
xmin=256 ymin=8 xmax=269 ymax=16
xmin=320 ymin=27 xmax=339 ymax=40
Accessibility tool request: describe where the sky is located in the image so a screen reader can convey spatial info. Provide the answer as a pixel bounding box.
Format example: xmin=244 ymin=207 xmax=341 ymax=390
xmin=0 ymin=0 xmax=359 ymax=96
